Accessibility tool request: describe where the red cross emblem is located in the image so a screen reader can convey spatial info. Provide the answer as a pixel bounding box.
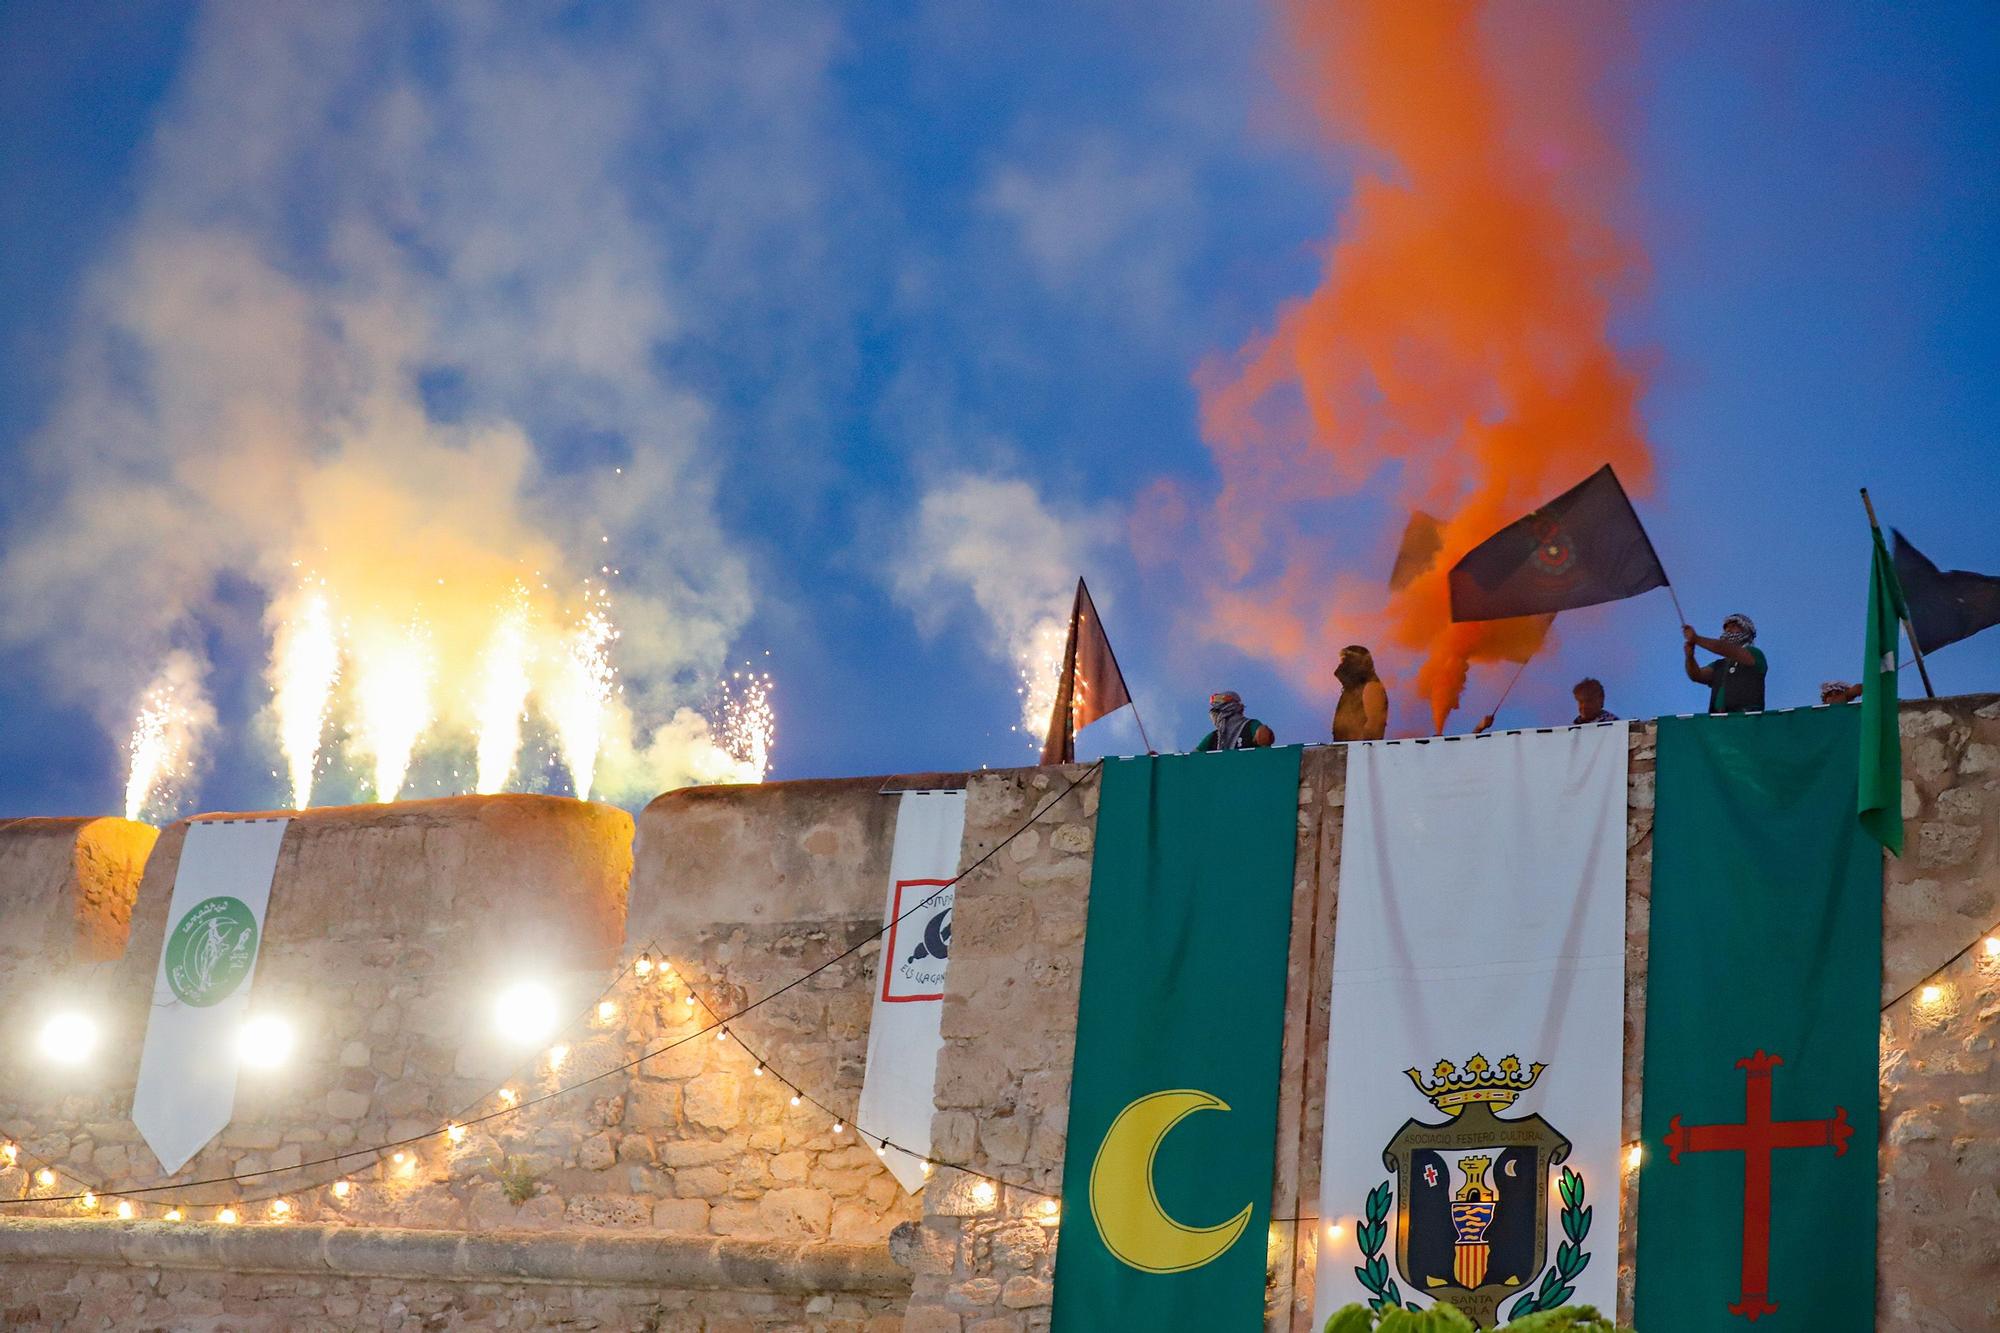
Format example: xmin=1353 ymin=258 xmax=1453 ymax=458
xmin=1664 ymin=1050 xmax=1852 ymax=1321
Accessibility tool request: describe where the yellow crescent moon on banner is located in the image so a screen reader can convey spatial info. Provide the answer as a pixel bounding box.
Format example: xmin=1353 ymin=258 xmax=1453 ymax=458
xmin=1088 ymin=1088 xmax=1253 ymax=1274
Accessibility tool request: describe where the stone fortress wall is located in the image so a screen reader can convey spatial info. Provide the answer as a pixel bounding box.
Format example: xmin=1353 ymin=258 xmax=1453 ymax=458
xmin=0 ymin=700 xmax=1993 ymax=1331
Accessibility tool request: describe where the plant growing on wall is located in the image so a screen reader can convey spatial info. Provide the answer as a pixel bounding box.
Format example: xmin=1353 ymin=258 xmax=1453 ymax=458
xmin=492 ymin=1155 xmax=542 ymax=1205
xmin=1323 ymin=1302 xmax=1632 ymax=1332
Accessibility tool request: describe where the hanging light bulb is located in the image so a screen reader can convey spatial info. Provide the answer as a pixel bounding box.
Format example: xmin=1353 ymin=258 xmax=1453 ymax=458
xmin=115 ymin=1200 xmax=134 ymax=1220
xmin=547 ymin=1043 xmax=569 ymax=1071
xmin=596 ymin=1000 xmax=617 ymax=1022
xmin=498 ymin=1087 xmax=518 ymax=1106
xmin=715 ymin=1028 xmax=728 ymax=1043
xmin=331 ymin=1180 xmax=352 ymax=1200
xmin=217 ymin=1207 xmax=239 ymax=1225
xmin=164 ymin=1208 xmax=183 ymax=1222
xmin=446 ymin=1123 xmax=465 ymax=1144
xmin=80 ymin=1191 xmax=96 ymax=1210
xmin=34 ymin=1169 xmax=54 ymax=1188
xmin=790 ymin=1093 xmax=801 ymax=1107
xmin=634 ymin=953 xmax=654 ymax=977
xmin=752 ymin=1064 xmax=764 ymax=1077
xmin=270 ymin=1199 xmax=291 ymax=1218
xmin=1 ymin=1142 xmax=16 ymax=1166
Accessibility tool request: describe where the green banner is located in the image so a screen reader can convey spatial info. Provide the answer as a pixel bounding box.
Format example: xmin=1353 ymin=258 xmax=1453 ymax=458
xmin=1050 ymin=747 xmax=1301 ymax=1332
xmin=1859 ymin=525 xmax=1909 ymax=853
xmin=1636 ymin=709 xmax=1880 ymax=1331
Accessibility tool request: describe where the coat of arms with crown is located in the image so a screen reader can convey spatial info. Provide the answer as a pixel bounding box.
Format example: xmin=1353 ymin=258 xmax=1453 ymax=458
xmin=1351 ymin=1053 xmax=1592 ymax=1328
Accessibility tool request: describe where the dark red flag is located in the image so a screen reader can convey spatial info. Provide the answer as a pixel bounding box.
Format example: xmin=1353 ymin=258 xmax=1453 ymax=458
xmin=1039 ymin=579 xmax=1134 ymax=765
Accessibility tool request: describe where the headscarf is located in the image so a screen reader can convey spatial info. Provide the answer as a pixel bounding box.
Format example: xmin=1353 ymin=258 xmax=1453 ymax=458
xmin=1208 ymin=691 xmax=1250 ymax=751
xmin=1820 ymin=681 xmax=1854 ymax=704
xmin=1721 ymin=613 xmax=1757 ymax=646
xmin=1335 ymin=645 xmax=1377 ymax=688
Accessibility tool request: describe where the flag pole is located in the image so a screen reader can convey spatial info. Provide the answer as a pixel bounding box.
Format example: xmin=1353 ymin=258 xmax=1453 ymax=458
xmin=1861 ymin=488 xmax=1937 ymax=699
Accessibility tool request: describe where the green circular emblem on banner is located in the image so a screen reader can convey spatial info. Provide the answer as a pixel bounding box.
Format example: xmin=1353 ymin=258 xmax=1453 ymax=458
xmin=163 ymin=895 xmax=260 ymax=1007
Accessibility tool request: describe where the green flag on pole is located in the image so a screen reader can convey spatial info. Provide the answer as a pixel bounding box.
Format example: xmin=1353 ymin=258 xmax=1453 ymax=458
xmin=1859 ymin=525 xmax=1909 ymax=854
xmin=1050 ymin=747 xmax=1300 ymax=1332
xmin=1635 ymin=709 xmax=1880 ymax=1330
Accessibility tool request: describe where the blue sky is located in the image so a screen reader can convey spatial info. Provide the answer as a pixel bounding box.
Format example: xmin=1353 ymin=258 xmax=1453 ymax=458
xmin=0 ymin=1 xmax=1994 ymax=818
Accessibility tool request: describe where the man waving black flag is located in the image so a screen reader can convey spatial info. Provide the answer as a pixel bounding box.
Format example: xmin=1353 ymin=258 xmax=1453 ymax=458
xmin=1449 ymin=464 xmax=1668 ymax=622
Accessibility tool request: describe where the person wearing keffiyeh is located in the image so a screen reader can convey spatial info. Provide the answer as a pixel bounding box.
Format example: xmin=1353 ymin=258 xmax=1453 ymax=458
xmin=1193 ymin=691 xmax=1275 ymax=752
xmin=1682 ymin=612 xmax=1768 ymax=714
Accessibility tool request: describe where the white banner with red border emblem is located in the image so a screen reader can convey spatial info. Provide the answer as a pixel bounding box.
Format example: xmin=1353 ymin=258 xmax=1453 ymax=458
xmin=132 ymin=817 xmax=291 ymax=1175
xmin=856 ymin=790 xmax=966 ymax=1192
xmin=1314 ymin=725 xmax=1627 ymax=1327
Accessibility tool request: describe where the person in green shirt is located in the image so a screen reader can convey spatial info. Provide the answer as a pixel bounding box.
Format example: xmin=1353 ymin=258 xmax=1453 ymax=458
xmin=1194 ymin=691 xmax=1275 ymax=752
xmin=1683 ymin=613 xmax=1767 ymax=713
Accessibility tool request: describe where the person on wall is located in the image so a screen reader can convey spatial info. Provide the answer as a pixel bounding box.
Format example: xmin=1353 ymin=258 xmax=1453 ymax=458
xmin=1331 ymin=645 xmax=1389 ymax=741
xmin=1683 ymin=613 xmax=1767 ymax=714
xmin=1194 ymin=690 xmax=1275 ymax=752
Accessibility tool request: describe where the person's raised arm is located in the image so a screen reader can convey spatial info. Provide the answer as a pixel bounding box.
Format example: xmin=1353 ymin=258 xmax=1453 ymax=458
xmin=1682 ymin=625 xmax=1716 ymax=683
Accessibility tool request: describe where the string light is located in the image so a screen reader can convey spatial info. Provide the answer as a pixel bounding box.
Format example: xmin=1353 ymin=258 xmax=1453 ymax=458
xmin=80 ymin=1191 xmax=96 ymax=1210
xmin=1920 ymin=984 xmax=1943 ymax=1004
xmin=547 ymin=1043 xmax=569 ymax=1071
xmin=684 ymin=994 xmax=696 ymax=1009
xmin=391 ymin=1151 xmax=407 ymax=1166
xmin=164 ymin=1208 xmax=182 ymax=1222
xmin=1326 ymin=1221 xmax=1343 ymax=1240
xmin=1985 ymin=937 xmax=1999 ymax=958
xmin=921 ymin=1162 xmax=934 ymax=1179
xmin=1625 ymin=1143 xmax=1644 ymax=1170
xmin=331 ymin=1181 xmax=351 ymax=1199
xmin=634 ymin=953 xmax=654 ymax=977
xmin=498 ymin=1088 xmax=518 ymax=1107
xmin=115 ymin=1200 xmax=134 ymax=1220
xmin=270 ymin=1199 xmax=291 ymax=1218
xmin=832 ymin=1121 xmax=844 ymax=1135
xmin=1 ymin=1142 xmax=16 ymax=1166
xmin=715 ymin=1028 xmax=728 ymax=1042
xmin=217 ymin=1207 xmax=239 ymax=1224
xmin=446 ymin=1123 xmax=465 ymax=1144
xmin=596 ymin=1000 xmax=617 ymax=1022
xmin=790 ymin=1094 xmax=801 ymax=1107
xmin=874 ymin=1140 xmax=886 ymax=1156
xmin=972 ymin=1180 xmax=997 ymax=1208
xmin=34 ymin=1169 xmax=54 ymax=1188
xmin=752 ymin=1064 xmax=764 ymax=1077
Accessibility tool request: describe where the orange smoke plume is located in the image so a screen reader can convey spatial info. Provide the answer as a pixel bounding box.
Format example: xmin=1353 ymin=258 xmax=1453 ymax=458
xmin=1193 ymin=2 xmax=1653 ymax=732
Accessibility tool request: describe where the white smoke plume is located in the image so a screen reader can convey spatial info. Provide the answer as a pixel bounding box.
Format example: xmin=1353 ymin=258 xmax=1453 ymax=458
xmin=0 ymin=4 xmax=848 ymax=810
xmin=894 ymin=474 xmax=1114 ymax=746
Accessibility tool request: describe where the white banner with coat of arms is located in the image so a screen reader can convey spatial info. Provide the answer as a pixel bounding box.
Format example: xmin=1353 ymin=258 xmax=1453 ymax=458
xmin=856 ymin=790 xmax=966 ymax=1193
xmin=132 ymin=817 xmax=290 ymax=1174
xmin=1314 ymin=725 xmax=1627 ymax=1328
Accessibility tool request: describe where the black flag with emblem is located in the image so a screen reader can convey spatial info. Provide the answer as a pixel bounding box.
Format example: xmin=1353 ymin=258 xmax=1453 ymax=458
xmin=1892 ymin=530 xmax=2000 ymax=655
xmin=1448 ymin=464 xmax=1668 ymax=622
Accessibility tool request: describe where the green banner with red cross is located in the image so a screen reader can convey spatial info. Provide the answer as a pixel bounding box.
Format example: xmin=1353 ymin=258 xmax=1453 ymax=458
xmin=1636 ymin=708 xmax=1880 ymax=1329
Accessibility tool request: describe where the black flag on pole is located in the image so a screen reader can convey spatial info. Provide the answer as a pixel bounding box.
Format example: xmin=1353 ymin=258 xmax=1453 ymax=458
xmin=1893 ymin=530 xmax=2000 ymax=654
xmin=1040 ymin=579 xmax=1134 ymax=765
xmin=1448 ymin=464 xmax=1668 ymax=622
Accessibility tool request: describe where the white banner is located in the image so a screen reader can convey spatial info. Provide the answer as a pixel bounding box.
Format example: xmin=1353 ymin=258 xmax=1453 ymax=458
xmin=856 ymin=790 xmax=966 ymax=1193
xmin=132 ymin=817 xmax=290 ymax=1174
xmin=1314 ymin=726 xmax=1627 ymax=1327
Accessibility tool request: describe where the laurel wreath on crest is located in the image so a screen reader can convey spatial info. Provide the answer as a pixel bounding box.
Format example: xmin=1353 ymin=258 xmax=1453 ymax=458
xmin=1506 ymin=1166 xmax=1592 ymax=1320
xmin=1353 ymin=1180 xmax=1419 ymax=1313
xmin=1352 ymin=1167 xmax=1591 ymax=1320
